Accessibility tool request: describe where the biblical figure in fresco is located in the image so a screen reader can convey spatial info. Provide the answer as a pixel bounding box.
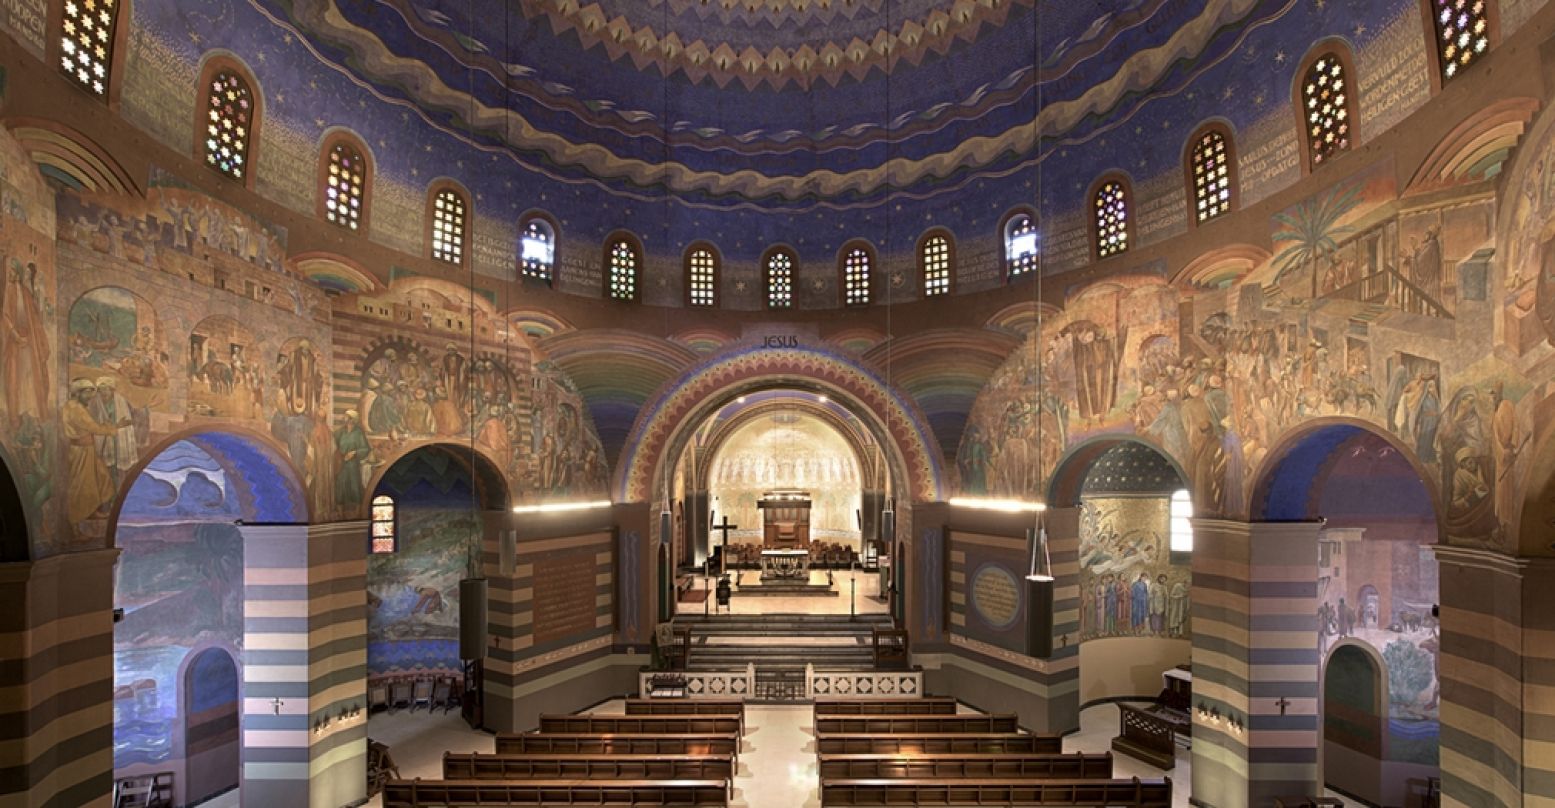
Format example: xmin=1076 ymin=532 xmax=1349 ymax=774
xmin=65 ymin=379 xmax=128 ymax=525
xmin=1 ymin=259 xmax=49 ymax=427
xmin=334 ymin=410 xmax=371 ymax=511
xmin=1067 ymin=322 xmax=1126 ymax=422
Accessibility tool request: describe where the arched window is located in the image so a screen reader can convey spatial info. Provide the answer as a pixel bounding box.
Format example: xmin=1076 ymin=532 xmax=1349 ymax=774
xmin=840 ymin=242 xmax=873 ymax=307
xmin=919 ymin=230 xmax=954 ymax=297
xmin=200 ymin=64 xmax=258 ymax=183
xmin=1003 ymin=212 xmax=1039 ymax=280
xmin=428 ymin=184 xmax=469 ymax=265
xmin=685 ymin=243 xmax=718 ymax=307
xmin=370 ymin=494 xmax=396 ymax=554
xmin=1092 ymin=177 xmax=1130 ymax=259
xmin=57 ymin=0 xmax=122 ymax=98
xmin=319 ymin=133 xmax=370 ymax=232
xmin=520 ymin=214 xmax=556 ymax=283
xmin=765 ymin=248 xmax=795 ymax=310
xmin=606 ymin=234 xmax=641 ymax=301
xmin=1299 ymin=49 xmax=1354 ymax=171
xmin=1188 ymin=125 xmax=1235 ymax=224
xmin=1428 ymin=0 xmax=1494 ymax=83
xmin=1170 ymin=489 xmax=1193 ymax=553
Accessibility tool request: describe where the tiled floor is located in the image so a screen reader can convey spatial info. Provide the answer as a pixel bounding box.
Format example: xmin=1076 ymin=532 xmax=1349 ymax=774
xmin=675 ymin=568 xmax=890 ymax=616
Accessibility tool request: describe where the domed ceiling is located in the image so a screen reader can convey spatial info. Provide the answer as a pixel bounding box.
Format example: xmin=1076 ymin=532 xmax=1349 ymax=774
xmin=266 ymin=0 xmax=1301 ymax=209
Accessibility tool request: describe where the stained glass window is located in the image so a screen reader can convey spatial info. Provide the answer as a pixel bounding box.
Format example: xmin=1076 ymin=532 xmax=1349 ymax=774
xmin=1431 ymin=0 xmax=1491 ymax=81
xmin=59 ymin=0 xmax=119 ymax=98
xmin=608 ymin=239 xmax=639 ymax=301
xmin=430 ymin=188 xmax=467 ymax=265
xmin=370 ymin=495 xmax=396 ymax=554
xmin=922 ymin=234 xmax=951 ymax=296
xmin=1094 ymin=180 xmax=1129 ymax=259
xmin=842 ymin=246 xmax=871 ymax=306
xmin=1191 ymin=129 xmax=1233 ymax=223
xmin=323 ymin=140 xmax=366 ymax=231
xmin=1302 ymin=53 xmax=1352 ymax=169
xmin=203 ymin=70 xmax=255 ymax=182
xmin=1005 ymin=215 xmax=1038 ymax=278
xmin=688 ymin=247 xmax=717 ymax=307
xmin=766 ymin=250 xmax=794 ymax=309
xmin=521 ymin=217 xmax=555 ymax=282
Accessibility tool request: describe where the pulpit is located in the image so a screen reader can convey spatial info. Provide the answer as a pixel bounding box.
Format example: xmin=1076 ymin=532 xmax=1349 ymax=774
xmin=757 ymin=490 xmax=811 ymax=549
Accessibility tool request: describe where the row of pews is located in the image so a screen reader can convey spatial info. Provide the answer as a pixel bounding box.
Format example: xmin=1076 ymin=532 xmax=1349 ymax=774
xmin=381 ymin=697 xmax=745 ymax=807
xmin=812 ymin=697 xmax=1174 ymax=807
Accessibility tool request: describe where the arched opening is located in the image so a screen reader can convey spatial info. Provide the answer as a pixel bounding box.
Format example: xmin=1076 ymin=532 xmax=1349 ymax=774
xmin=0 ymin=451 xmax=29 ymax=562
xmin=1323 ymin=643 xmax=1388 ymax=801
xmin=680 ymin=392 xmax=880 ymax=616
xmin=111 ymin=430 xmax=306 ymax=805
xmin=1052 ymin=439 xmax=1193 ymax=707
xmin=182 ymin=647 xmax=240 ymax=804
xmin=365 ymin=443 xmax=507 ymax=728
xmin=1253 ymin=422 xmax=1441 ymax=805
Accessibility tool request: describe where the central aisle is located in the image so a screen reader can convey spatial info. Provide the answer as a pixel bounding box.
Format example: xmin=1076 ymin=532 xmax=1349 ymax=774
xmin=731 ymin=704 xmax=821 ymax=808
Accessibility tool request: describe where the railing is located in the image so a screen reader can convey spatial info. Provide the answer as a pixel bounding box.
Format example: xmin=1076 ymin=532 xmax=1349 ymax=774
xmin=639 ymin=666 xmax=755 ymax=699
xmin=1110 ymin=703 xmax=1185 ymax=770
xmin=1324 ymin=266 xmax=1452 ymax=319
xmin=807 ymin=666 xmax=923 ymax=699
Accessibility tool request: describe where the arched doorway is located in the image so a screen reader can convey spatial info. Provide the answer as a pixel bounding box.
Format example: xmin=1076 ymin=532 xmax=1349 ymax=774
xmin=1323 ymin=643 xmax=1387 ymax=800
xmin=1050 ymin=438 xmax=1194 ymax=707
xmin=182 ymin=647 xmax=240 ymax=804
xmin=365 ymin=443 xmax=507 ymax=726
xmin=111 ymin=430 xmax=306 ymax=805
xmin=1252 ymin=421 xmax=1441 ymax=806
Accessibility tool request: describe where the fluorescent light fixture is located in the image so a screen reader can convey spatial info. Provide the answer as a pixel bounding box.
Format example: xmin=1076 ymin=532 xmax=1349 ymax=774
xmin=1009 ymin=232 xmax=1038 ymax=258
xmin=948 ymin=497 xmax=1047 ymax=513
xmin=1026 ymin=573 xmax=1055 ymax=583
xmin=521 ymin=235 xmax=553 ymax=263
xmin=512 ymin=500 xmax=612 ymax=514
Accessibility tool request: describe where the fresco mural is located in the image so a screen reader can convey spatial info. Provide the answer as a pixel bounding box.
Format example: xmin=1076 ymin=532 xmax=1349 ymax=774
xmin=1078 ymin=497 xmax=1190 ymax=641
xmin=1312 ymin=433 xmax=1440 ymax=768
xmin=366 ymin=451 xmax=485 ymax=682
xmin=113 ymin=440 xmax=246 ymax=771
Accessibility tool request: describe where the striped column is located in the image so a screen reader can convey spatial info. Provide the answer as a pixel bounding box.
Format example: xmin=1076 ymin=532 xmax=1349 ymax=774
xmin=1434 ymin=547 xmax=1525 ymax=807
xmin=242 ymin=524 xmax=313 ymax=807
xmin=304 ymin=522 xmax=368 ymax=808
xmin=1046 ymin=506 xmax=1082 ymax=734
xmin=0 ymin=549 xmax=116 ymax=808
xmin=1191 ymin=519 xmax=1320 ymax=808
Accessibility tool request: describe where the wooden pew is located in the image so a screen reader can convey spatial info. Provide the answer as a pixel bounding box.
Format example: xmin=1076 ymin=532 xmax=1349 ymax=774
xmin=495 ymin=733 xmax=739 ymax=761
xmin=817 ymin=751 xmax=1113 ymax=780
xmin=818 ymin=776 xmax=1172 ymax=807
xmin=382 ymin=778 xmax=728 ymax=807
xmin=813 ymin=697 xmax=958 ymax=716
xmin=538 ymin=713 xmax=742 ymax=736
xmin=814 ymin=713 xmax=1019 ymax=735
xmin=625 ymin=697 xmax=745 ymax=733
xmin=815 ymin=733 xmax=1062 ymax=756
xmin=443 ymin=752 xmax=734 ymax=783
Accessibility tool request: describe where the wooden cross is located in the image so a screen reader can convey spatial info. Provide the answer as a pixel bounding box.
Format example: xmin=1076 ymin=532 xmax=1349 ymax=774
xmin=710 ymin=514 xmax=738 ymax=576
xmin=271 ymin=696 xmax=284 ymax=715
xmin=1275 ymin=696 xmax=1291 ymax=715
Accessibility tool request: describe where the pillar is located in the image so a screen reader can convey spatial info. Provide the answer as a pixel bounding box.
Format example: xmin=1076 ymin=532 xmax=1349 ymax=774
xmin=241 ymin=522 xmax=368 ymax=808
xmin=1433 ymin=546 xmax=1526 ymax=807
xmin=0 ymin=549 xmax=117 ymax=808
xmin=1191 ymin=519 xmax=1320 ymax=808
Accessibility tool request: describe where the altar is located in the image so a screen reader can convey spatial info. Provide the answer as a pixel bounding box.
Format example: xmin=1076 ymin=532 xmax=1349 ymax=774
xmin=760 ymin=548 xmax=810 ymax=580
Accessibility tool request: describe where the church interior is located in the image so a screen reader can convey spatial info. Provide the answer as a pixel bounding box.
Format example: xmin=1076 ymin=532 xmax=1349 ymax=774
xmin=3 ymin=0 xmax=1555 ymax=806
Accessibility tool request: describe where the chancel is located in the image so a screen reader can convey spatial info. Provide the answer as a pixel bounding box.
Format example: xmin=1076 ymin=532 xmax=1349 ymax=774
xmin=6 ymin=0 xmax=1555 ymax=807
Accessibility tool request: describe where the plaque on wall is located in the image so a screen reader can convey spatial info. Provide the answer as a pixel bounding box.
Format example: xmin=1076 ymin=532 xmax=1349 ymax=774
xmin=532 ymin=548 xmax=599 ymax=645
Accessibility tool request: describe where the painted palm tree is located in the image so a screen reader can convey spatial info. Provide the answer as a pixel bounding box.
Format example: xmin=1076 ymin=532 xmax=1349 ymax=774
xmin=1271 ymin=182 xmax=1363 ymax=300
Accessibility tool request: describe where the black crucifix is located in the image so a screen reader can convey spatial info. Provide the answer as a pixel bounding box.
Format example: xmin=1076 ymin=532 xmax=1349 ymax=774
xmin=1275 ymin=696 xmax=1291 ymax=716
xmin=710 ymin=514 xmax=738 ymax=577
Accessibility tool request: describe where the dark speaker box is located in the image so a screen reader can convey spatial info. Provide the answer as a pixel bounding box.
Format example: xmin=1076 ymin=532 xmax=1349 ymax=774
xmin=1026 ymin=576 xmax=1055 ymax=659
xmin=460 ymin=578 xmax=489 ymax=661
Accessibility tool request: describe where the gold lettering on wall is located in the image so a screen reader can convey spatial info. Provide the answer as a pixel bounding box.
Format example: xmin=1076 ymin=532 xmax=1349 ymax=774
xmin=532 ymin=549 xmax=600 ymax=645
